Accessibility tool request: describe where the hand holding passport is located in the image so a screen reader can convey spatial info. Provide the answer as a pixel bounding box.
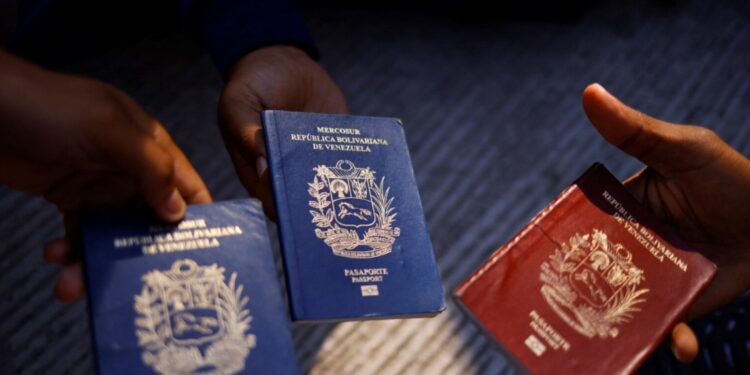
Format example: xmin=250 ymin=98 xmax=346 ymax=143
xmin=582 ymin=84 xmax=750 ymax=362
xmin=0 ymin=51 xmax=213 ymax=303
xmin=453 ymin=84 xmax=750 ymax=373
xmin=217 ymin=45 xmax=348 ymax=217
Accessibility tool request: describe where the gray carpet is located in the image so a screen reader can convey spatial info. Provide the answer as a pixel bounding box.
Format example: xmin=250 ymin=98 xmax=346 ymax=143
xmin=2 ymin=0 xmax=750 ymax=373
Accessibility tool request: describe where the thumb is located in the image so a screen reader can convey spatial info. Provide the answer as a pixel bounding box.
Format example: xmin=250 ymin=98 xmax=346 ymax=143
xmin=582 ymin=83 xmax=718 ymax=176
xmin=99 ymin=123 xmax=186 ymax=222
xmin=670 ymin=322 xmax=699 ymax=363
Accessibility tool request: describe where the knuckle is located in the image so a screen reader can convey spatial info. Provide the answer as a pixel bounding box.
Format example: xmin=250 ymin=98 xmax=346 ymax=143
xmin=238 ymin=128 xmax=260 ymax=150
xmin=684 ymin=125 xmax=720 ymax=146
xmin=219 ymin=83 xmax=262 ymax=115
xmin=148 ymin=120 xmax=168 ymax=142
xmin=149 ymin=157 xmax=176 ymax=193
xmin=137 ymin=137 xmax=175 ymax=187
xmin=92 ymin=85 xmax=128 ymax=124
xmin=155 ymin=151 xmax=176 ymax=181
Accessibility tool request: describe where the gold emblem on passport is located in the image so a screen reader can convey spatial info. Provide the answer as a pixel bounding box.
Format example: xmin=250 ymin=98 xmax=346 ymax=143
xmin=540 ymin=229 xmax=649 ymax=339
xmin=134 ymin=259 xmax=256 ymax=374
xmin=308 ymin=160 xmax=401 ymax=259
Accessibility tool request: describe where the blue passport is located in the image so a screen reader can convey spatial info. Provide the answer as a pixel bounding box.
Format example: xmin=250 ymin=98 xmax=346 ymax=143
xmin=262 ymin=110 xmax=445 ymax=321
xmin=82 ymin=199 xmax=299 ymax=375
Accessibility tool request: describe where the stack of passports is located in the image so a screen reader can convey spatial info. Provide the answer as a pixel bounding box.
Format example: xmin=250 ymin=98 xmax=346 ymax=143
xmin=262 ymin=110 xmax=445 ymax=321
xmin=83 ymin=200 xmax=298 ymax=375
xmin=454 ymin=164 xmax=716 ymax=374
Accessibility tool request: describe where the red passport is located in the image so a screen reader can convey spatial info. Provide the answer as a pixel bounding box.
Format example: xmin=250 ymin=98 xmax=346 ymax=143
xmin=454 ymin=163 xmax=716 ymax=374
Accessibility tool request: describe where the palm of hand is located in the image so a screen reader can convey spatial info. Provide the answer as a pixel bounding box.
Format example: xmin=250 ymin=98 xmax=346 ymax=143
xmin=625 ymin=146 xmax=750 ymax=318
xmin=584 ymin=85 xmax=750 ymax=317
xmin=583 ymin=83 xmax=750 ymax=362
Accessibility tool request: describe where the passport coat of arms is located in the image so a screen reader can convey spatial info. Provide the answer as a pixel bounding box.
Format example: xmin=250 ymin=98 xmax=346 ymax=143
xmin=308 ymin=160 xmax=401 ymax=259
xmin=134 ymin=259 xmax=256 ymax=374
xmin=540 ymin=229 xmax=650 ymax=339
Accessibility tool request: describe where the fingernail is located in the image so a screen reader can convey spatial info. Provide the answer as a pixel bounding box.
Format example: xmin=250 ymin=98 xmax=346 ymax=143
xmin=163 ymin=189 xmax=186 ymax=221
xmin=591 ymin=82 xmax=608 ymax=93
xmin=256 ymin=156 xmax=268 ymax=180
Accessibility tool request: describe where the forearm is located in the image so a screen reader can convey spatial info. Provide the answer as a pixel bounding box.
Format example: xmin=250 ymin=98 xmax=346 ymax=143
xmin=178 ymin=0 xmax=319 ymax=78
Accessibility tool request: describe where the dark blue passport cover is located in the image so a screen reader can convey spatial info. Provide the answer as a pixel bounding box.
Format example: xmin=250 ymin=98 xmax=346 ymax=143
xmin=262 ymin=110 xmax=445 ymax=321
xmin=82 ymin=199 xmax=299 ymax=375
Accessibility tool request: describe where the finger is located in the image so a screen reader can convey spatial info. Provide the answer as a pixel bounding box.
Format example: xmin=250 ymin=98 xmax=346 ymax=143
xmin=89 ymin=86 xmax=190 ymax=217
xmin=43 ymin=238 xmax=71 ymax=264
xmin=44 ymin=213 xmax=85 ymax=265
xmin=95 ymin=122 xmax=186 ymax=222
xmin=227 ymin=146 xmax=276 ymax=219
xmin=150 ymin=122 xmax=212 ymax=204
xmin=582 ymin=83 xmax=719 ymax=177
xmin=258 ymin=167 xmax=277 ymax=221
xmin=256 ymin=155 xmax=268 ymax=184
xmin=687 ymin=255 xmax=750 ymax=319
xmin=219 ymin=87 xmax=267 ymax=158
xmin=218 ymin=85 xmax=266 ymax=185
xmin=54 ymin=263 xmax=85 ymax=303
xmin=670 ymin=322 xmax=699 ymax=363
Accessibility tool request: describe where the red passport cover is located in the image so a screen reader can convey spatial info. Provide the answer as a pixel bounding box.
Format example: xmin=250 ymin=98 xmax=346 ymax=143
xmin=454 ymin=163 xmax=716 ymax=374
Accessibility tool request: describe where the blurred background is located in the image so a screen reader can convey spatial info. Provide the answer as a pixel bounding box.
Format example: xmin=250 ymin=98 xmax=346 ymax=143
xmin=1 ymin=0 xmax=749 ymax=373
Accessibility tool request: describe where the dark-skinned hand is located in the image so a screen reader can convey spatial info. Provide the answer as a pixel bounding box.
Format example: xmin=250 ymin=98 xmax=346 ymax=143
xmin=582 ymin=83 xmax=750 ymax=363
xmin=218 ymin=45 xmax=348 ymax=218
xmin=0 ymin=51 xmax=212 ymax=302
